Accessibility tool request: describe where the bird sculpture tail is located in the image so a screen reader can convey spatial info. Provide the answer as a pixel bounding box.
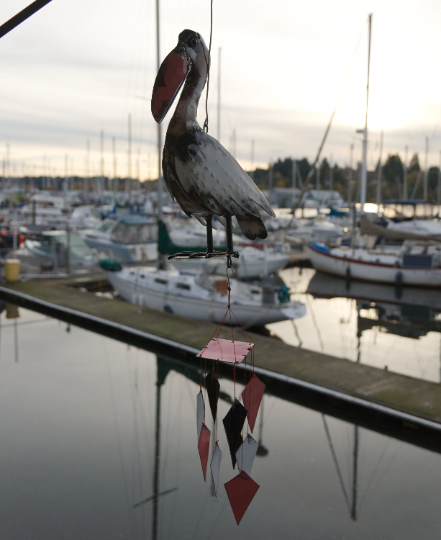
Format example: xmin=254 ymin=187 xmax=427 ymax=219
xmin=236 ymin=216 xmax=268 ymax=240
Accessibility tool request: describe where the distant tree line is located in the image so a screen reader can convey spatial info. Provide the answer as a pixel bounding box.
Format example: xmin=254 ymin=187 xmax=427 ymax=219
xmin=0 ymin=176 xmax=145 ymax=192
xmin=250 ymin=154 xmax=441 ymax=203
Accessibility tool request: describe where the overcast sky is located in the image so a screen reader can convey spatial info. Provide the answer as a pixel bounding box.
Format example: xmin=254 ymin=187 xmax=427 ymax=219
xmin=1 ymin=0 xmax=441 ymax=179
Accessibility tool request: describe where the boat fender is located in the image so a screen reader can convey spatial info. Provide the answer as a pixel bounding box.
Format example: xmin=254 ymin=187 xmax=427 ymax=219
xmin=164 ymin=305 xmax=174 ymax=314
xmin=99 ymin=259 xmax=122 ymax=272
xmin=277 ymin=285 xmax=291 ymax=303
xmin=395 ymin=271 xmax=403 ymax=288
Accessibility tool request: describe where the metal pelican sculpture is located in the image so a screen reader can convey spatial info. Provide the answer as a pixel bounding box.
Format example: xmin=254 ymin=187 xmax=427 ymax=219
xmin=151 ymin=29 xmax=275 ymax=264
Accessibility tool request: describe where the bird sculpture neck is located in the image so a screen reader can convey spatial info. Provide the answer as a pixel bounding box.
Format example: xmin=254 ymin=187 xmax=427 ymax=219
xmin=168 ymin=56 xmax=208 ymax=137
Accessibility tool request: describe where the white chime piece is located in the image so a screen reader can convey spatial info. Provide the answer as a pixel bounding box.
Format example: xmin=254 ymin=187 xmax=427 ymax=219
xmin=210 ymin=443 xmax=222 ymax=497
xmin=235 ymin=434 xmax=259 ymax=476
xmin=196 ymin=391 xmax=205 ymax=442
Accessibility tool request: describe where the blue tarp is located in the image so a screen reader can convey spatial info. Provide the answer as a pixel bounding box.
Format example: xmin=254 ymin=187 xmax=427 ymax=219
xmin=311 ymin=242 xmax=329 ymax=253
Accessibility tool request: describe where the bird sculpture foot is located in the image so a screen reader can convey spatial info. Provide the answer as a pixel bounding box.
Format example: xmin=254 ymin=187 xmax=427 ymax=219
xmin=167 ymin=215 xmax=239 ymax=268
xmin=167 ymin=250 xmax=239 ymax=261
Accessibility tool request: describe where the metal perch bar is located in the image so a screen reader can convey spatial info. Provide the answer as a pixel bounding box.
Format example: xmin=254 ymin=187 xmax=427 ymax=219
xmin=167 ymin=215 xmax=239 ymax=266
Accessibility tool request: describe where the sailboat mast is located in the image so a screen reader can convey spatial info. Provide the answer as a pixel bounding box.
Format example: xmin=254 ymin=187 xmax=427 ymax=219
xmin=376 ymin=129 xmax=383 ymax=206
xmin=438 ymin=150 xmax=441 ymax=208
xmin=423 ymin=136 xmax=429 ymax=202
xmin=360 ymin=14 xmax=372 ymax=210
xmin=403 ymin=145 xmax=408 ymax=199
xmin=217 ymin=47 xmax=221 ymax=143
xmin=156 ymin=0 xmax=163 ymax=219
xmin=348 ymin=143 xmax=354 ymax=204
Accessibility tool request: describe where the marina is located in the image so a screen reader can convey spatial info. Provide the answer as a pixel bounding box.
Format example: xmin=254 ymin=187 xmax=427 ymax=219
xmin=2 ymin=0 xmax=441 ymax=537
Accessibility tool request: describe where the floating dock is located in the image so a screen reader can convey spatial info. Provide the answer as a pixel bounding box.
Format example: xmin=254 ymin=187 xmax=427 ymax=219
xmin=0 ymin=275 xmax=440 ymax=453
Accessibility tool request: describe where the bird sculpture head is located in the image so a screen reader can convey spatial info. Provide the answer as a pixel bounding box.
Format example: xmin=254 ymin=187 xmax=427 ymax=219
xmin=152 ymin=30 xmax=209 ymax=124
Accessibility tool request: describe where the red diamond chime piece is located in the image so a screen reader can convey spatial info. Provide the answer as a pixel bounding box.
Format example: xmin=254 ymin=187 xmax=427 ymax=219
xmin=198 ymin=424 xmax=211 ymax=481
xmin=224 ymin=471 xmax=260 ymax=525
xmin=242 ymin=375 xmax=265 ymax=432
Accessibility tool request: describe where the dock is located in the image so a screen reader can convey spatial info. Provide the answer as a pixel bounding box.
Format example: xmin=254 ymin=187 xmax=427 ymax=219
xmin=0 ymin=275 xmax=440 ymax=453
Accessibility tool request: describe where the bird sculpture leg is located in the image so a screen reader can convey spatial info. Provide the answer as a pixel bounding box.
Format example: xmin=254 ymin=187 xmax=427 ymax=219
xmin=226 ymin=215 xmax=234 ymax=269
xmin=206 ymin=215 xmax=214 ymax=254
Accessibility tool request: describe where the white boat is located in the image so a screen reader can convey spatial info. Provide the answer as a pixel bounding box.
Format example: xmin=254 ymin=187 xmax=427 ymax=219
xmin=19 ymin=194 xmax=69 ymax=227
xmin=360 ymin=214 xmax=441 ymax=241
xmin=386 ymin=219 xmax=441 ymax=240
xmin=82 ymin=215 xmax=158 ymax=263
xmin=25 ymin=230 xmax=97 ymax=267
xmin=267 ymin=216 xmax=345 ymax=245
xmin=170 ymin=245 xmax=289 ymax=279
xmin=166 ymin=216 xmax=247 ymax=247
xmin=106 ymin=264 xmax=306 ymax=326
xmin=68 ymin=206 xmax=101 ymax=230
xmin=306 ymin=242 xmax=441 ymax=288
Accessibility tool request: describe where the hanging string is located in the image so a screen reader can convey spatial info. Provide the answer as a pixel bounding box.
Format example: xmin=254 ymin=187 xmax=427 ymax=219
xmin=204 ymin=358 xmax=207 ymax=424
xmin=199 ymin=265 xmax=256 ymax=406
xmin=203 ymin=0 xmax=214 ymax=133
xmin=215 ymin=359 xmax=219 ymax=443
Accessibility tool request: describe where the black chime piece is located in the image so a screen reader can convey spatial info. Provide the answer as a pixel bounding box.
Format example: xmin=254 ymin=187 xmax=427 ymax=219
xmin=205 ymin=370 xmax=220 ymax=422
xmin=222 ymin=399 xmax=248 ymax=468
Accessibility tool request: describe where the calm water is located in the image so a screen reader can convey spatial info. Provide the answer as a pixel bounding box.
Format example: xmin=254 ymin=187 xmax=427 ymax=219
xmin=269 ymin=268 xmax=441 ymax=383
xmin=0 ymin=305 xmax=440 ymax=539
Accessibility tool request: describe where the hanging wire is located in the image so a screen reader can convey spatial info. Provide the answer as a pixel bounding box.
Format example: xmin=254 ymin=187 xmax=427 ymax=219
xmin=215 ymin=359 xmax=219 ymax=443
xmin=203 ymin=0 xmax=214 ymax=133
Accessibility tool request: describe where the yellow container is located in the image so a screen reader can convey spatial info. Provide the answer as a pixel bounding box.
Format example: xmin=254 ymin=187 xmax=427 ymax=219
xmin=5 ymin=259 xmax=20 ymax=283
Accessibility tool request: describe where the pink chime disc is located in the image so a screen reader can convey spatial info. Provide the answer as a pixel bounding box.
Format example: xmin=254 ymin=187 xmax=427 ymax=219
xmin=197 ymin=338 xmax=253 ymax=364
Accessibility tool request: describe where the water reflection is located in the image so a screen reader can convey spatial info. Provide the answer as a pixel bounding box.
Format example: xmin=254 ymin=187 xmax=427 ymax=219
xmin=307 ymin=271 xmax=441 ymax=341
xmin=270 ymin=268 xmax=441 ymax=382
xmin=0 ymin=306 xmax=440 ymax=539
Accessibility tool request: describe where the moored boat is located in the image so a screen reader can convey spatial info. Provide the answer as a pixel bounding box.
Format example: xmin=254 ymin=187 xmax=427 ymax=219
xmin=82 ymin=215 xmax=158 ymax=263
xmin=105 ymin=263 xmax=306 ymax=326
xmin=25 ymin=230 xmax=97 ymax=266
xmin=306 ymin=241 xmax=441 ymax=288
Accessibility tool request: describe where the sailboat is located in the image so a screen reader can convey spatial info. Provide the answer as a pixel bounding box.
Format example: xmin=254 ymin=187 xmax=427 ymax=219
xmin=306 ymin=15 xmax=441 ymax=288
xmin=105 ymin=263 xmax=306 ymax=326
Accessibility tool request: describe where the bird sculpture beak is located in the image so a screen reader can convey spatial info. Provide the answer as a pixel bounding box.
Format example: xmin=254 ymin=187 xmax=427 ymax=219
xmin=151 ymin=46 xmax=190 ymax=123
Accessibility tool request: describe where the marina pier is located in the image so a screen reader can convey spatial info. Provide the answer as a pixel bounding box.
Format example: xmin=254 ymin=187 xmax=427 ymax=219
xmin=1 ymin=274 xmax=440 ymax=454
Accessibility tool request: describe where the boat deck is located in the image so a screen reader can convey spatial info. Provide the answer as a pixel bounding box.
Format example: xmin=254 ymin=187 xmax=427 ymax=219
xmin=0 ymin=275 xmax=440 ymax=452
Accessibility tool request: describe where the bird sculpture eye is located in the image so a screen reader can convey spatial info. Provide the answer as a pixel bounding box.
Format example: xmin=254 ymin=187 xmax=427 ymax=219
xmin=189 ymin=37 xmax=198 ymax=47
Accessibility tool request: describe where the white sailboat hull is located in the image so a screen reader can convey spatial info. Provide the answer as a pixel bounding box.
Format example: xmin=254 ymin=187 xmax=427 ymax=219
xmin=306 ymin=244 xmax=441 ymax=288
xmin=107 ymin=269 xmax=306 ymax=326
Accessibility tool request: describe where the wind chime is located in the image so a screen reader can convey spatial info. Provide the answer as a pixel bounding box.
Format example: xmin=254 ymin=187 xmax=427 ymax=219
xmin=196 ymin=285 xmax=266 ymax=524
xmin=151 ymin=3 xmax=274 ymax=524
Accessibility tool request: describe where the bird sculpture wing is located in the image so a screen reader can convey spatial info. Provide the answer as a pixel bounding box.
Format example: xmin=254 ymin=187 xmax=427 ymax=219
xmin=163 ymin=142 xmax=208 ymax=224
xmin=174 ymin=129 xmax=275 ymax=239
